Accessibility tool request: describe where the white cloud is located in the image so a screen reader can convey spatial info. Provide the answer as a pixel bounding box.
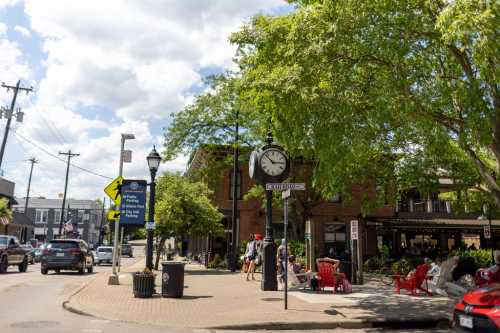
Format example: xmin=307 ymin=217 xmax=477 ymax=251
xmin=0 ymin=0 xmax=20 ymax=8
xmin=3 ymin=0 xmax=286 ymax=200
xmin=14 ymin=25 xmax=31 ymax=37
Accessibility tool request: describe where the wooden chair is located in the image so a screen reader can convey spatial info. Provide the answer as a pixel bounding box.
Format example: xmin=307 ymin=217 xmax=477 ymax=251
xmin=394 ymin=264 xmax=432 ymax=296
xmin=316 ymin=261 xmax=345 ymax=293
xmin=286 ymin=265 xmax=314 ymax=290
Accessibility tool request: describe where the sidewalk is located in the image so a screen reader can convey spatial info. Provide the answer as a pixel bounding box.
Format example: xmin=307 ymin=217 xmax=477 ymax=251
xmin=64 ymin=259 xmax=455 ymax=330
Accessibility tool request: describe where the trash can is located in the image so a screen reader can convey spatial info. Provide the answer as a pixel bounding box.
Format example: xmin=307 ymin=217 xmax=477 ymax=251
xmin=161 ymin=261 xmax=185 ymax=298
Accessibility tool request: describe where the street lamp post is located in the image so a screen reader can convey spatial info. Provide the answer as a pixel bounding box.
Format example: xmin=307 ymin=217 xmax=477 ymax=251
xmin=146 ymin=146 xmax=161 ymax=271
xmin=109 ymin=133 xmax=135 ymax=286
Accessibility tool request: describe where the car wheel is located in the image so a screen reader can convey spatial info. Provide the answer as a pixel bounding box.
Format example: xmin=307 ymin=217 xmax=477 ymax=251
xmin=0 ymin=256 xmax=7 ymax=273
xmin=19 ymin=257 xmax=28 ymax=272
xmin=41 ymin=268 xmax=48 ymax=275
xmin=78 ymin=261 xmax=85 ymax=274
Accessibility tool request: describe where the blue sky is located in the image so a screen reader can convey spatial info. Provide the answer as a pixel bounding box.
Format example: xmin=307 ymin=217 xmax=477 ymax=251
xmin=0 ymin=0 xmax=291 ymax=202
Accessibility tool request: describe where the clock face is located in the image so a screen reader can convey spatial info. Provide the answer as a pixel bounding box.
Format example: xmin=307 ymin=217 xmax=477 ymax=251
xmin=260 ymin=149 xmax=287 ymax=176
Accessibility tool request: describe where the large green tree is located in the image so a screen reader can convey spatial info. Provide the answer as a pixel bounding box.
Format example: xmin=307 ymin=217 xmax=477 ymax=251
xmin=231 ymin=0 xmax=499 ymax=207
xmin=153 ymin=172 xmax=224 ymax=269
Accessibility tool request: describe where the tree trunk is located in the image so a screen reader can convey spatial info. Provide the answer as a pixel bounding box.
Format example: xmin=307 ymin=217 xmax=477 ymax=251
xmin=154 ymin=237 xmax=166 ymax=270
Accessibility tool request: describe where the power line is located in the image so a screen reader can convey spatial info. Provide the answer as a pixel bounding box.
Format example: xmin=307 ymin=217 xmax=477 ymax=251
xmin=11 ymin=129 xmax=113 ymax=180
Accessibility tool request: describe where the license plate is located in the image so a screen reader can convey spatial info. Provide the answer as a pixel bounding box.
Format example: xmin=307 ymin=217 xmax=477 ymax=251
xmin=459 ymin=314 xmax=473 ymax=329
xmin=56 ymin=253 xmax=64 ymax=257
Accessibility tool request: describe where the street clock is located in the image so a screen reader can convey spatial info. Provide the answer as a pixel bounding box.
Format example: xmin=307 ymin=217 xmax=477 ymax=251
xmin=249 ymin=132 xmax=290 ymax=185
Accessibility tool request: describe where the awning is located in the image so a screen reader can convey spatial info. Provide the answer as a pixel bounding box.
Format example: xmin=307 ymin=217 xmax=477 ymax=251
xmin=0 ymin=217 xmax=10 ymax=225
xmin=367 ymin=217 xmax=500 ymax=231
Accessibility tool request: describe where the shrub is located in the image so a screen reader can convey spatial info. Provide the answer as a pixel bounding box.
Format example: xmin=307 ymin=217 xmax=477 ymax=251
xmin=290 ymin=240 xmax=305 ymax=257
xmin=392 ymin=258 xmax=413 ymax=276
xmin=364 ymin=256 xmax=385 ymax=272
xmin=449 ymin=249 xmax=493 ymax=268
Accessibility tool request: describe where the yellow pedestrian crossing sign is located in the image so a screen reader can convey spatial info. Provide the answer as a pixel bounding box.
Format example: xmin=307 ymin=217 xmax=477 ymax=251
xmin=107 ymin=210 xmax=120 ymax=221
xmin=104 ymin=176 xmax=123 ymax=206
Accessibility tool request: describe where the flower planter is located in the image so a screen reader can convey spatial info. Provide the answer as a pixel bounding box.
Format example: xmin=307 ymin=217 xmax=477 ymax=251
xmin=133 ymin=272 xmax=155 ymax=298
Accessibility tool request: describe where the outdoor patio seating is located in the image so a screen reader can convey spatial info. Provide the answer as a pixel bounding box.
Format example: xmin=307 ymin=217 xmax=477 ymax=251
xmin=394 ymin=263 xmax=432 ymax=296
xmin=316 ymin=261 xmax=349 ymax=293
xmin=286 ymin=266 xmax=315 ymax=290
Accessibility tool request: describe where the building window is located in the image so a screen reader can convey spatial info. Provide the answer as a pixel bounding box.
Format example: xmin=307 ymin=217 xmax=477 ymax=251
xmin=329 ymin=194 xmax=342 ymax=203
xmin=229 ymin=170 xmax=242 ymax=200
xmin=54 ymin=209 xmax=62 ymax=224
xmin=35 ymin=209 xmax=48 ymax=224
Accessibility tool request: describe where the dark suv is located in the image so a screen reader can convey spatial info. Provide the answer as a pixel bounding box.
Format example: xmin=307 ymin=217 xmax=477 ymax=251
xmin=40 ymin=239 xmax=94 ymax=275
xmin=121 ymin=244 xmax=133 ymax=257
xmin=0 ymin=235 xmax=29 ymax=273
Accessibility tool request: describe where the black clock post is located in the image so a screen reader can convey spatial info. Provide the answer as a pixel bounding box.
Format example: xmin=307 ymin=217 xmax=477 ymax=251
xmin=249 ymin=132 xmax=290 ymax=291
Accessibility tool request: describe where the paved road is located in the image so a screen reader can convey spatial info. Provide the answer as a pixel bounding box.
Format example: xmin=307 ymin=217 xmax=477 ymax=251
xmin=0 ymin=246 xmax=451 ymax=333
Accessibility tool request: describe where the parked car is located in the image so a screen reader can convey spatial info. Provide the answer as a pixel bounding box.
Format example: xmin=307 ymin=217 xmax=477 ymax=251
xmin=121 ymin=244 xmax=133 ymax=258
xmin=95 ymin=246 xmax=114 ymax=265
xmin=34 ymin=243 xmax=48 ymax=263
xmin=0 ymin=235 xmax=30 ymax=273
xmin=453 ymin=284 xmax=500 ymax=332
xmin=40 ymin=239 xmax=94 ymax=275
xmin=20 ymin=244 xmax=35 ymax=264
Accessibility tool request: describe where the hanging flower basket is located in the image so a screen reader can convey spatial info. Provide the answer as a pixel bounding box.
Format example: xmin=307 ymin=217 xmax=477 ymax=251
xmin=133 ymin=269 xmax=155 ymax=298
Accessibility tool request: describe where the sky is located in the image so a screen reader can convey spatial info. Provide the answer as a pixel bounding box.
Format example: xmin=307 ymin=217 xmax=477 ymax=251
xmin=0 ymin=0 xmax=290 ymax=205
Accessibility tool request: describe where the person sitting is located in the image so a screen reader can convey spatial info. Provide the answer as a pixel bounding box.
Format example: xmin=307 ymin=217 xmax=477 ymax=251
xmin=476 ymin=251 xmax=500 ymax=286
xmin=288 ymin=255 xmax=306 ymax=282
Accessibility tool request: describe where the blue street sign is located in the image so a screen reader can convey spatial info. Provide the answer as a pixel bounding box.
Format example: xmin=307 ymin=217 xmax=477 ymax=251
xmin=119 ymin=179 xmax=147 ymax=225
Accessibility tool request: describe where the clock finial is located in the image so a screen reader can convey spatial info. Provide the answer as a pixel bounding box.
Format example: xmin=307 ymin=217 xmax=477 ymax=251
xmin=266 ymin=131 xmax=273 ymax=145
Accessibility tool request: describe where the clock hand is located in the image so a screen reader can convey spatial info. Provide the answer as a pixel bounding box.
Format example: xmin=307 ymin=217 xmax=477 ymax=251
xmin=266 ymin=155 xmax=275 ymax=164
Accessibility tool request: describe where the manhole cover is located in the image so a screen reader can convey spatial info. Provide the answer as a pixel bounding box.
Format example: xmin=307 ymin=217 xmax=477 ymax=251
xmin=11 ymin=321 xmax=60 ymax=329
xmin=261 ymin=297 xmax=283 ymax=302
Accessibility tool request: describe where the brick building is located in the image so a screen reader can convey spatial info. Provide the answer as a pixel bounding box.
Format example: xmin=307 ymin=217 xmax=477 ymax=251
xmin=186 ymin=145 xmax=500 ymax=262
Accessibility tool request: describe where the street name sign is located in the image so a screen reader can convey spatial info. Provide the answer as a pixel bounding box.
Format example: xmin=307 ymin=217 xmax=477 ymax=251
xmin=146 ymin=221 xmax=155 ymax=230
xmin=120 ymin=179 xmax=147 ymax=226
xmin=104 ymin=176 xmax=123 ymax=206
xmin=266 ymin=183 xmax=305 ymax=191
xmin=107 ymin=210 xmax=120 ymax=221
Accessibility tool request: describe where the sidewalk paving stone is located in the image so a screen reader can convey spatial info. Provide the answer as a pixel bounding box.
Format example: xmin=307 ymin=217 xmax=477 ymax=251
xmin=65 ymin=259 xmax=455 ymax=330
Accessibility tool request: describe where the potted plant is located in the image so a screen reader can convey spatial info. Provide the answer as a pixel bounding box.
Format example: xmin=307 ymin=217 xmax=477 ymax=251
xmin=133 ymin=267 xmax=155 ymax=298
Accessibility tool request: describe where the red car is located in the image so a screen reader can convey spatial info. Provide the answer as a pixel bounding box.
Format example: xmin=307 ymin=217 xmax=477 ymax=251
xmin=454 ymin=284 xmax=500 ymax=332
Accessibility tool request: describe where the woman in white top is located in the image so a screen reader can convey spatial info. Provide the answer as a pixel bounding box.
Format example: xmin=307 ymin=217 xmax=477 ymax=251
xmin=244 ymin=234 xmax=257 ymax=281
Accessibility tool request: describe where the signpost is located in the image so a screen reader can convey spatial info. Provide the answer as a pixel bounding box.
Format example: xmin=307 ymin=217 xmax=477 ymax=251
xmin=267 ymin=184 xmax=306 ymax=310
xmin=119 ymin=179 xmax=147 ymax=226
xmin=350 ymin=220 xmax=362 ymax=284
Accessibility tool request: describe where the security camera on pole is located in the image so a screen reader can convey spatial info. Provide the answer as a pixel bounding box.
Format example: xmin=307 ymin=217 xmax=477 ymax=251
xmin=249 ymin=132 xmax=290 ymax=291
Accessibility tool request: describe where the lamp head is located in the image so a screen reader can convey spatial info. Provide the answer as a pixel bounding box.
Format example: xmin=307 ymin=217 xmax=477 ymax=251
xmin=122 ymin=133 xmax=135 ymax=140
xmin=147 ymin=145 xmax=161 ymax=173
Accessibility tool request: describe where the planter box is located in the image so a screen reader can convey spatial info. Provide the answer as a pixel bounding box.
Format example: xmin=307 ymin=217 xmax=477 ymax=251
xmin=133 ymin=272 xmax=155 ymax=298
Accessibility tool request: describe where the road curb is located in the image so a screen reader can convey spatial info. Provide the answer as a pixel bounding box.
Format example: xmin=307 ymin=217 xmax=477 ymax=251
xmin=209 ymin=317 xmax=451 ymax=331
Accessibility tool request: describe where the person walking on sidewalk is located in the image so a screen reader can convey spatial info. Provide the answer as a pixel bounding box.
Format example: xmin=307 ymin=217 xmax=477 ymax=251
xmin=244 ymin=234 xmax=257 ymax=281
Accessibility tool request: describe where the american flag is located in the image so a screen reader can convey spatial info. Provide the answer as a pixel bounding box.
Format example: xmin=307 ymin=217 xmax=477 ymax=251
xmin=64 ymin=220 xmax=74 ymax=232
xmin=0 ymin=217 xmax=9 ymax=225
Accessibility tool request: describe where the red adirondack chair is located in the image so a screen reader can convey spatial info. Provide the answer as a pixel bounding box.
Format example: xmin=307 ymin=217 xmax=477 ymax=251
xmin=394 ymin=263 xmax=432 ymax=296
xmin=316 ymin=261 xmax=345 ymax=293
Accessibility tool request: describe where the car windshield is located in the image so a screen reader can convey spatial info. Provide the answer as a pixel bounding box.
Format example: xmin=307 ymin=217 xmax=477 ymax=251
xmin=0 ymin=236 xmax=7 ymax=246
xmin=49 ymin=241 xmax=79 ymax=249
xmin=98 ymin=247 xmax=113 ymax=253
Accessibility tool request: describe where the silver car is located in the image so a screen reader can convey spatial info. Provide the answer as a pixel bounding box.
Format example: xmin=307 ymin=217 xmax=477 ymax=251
xmin=95 ymin=246 xmax=114 ymax=265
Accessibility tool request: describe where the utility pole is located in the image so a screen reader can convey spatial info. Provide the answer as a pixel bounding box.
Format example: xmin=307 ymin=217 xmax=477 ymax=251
xmin=0 ymin=81 xmax=33 ymax=170
xmin=57 ymin=150 xmax=79 ymax=238
xmin=98 ymin=197 xmax=106 ymax=246
xmin=24 ymin=157 xmax=38 ymax=214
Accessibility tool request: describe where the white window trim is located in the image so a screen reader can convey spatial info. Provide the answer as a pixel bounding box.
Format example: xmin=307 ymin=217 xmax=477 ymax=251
xmin=35 ymin=209 xmax=49 ymax=224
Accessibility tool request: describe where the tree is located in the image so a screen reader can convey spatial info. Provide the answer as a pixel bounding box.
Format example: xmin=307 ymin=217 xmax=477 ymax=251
xmin=0 ymin=198 xmax=12 ymax=221
xmin=231 ymin=0 xmax=499 ymax=208
xmin=153 ymin=172 xmax=224 ymax=269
